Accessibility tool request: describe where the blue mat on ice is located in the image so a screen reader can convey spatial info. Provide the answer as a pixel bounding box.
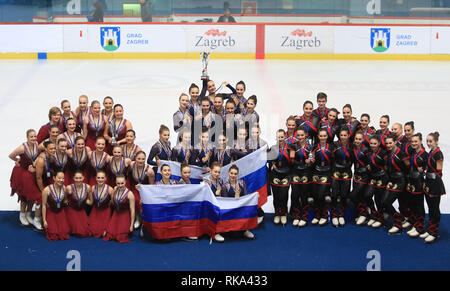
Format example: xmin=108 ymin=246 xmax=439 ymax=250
xmin=0 ymin=211 xmax=449 ymax=271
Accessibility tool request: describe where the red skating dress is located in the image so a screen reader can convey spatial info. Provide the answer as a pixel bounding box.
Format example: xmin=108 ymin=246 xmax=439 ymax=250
xmin=45 ymin=184 xmax=70 ymax=241
xmin=103 ymin=188 xmax=133 ymax=243
xmin=122 ymin=143 xmax=139 ymax=161
xmin=37 ymin=122 xmax=65 ymax=144
xmin=61 ymin=131 xmax=80 ymax=150
xmin=127 ymin=163 xmax=151 ymax=215
xmin=50 ymin=151 xmax=70 ymax=186
xmin=26 ymin=153 xmax=52 ymax=205
xmin=61 ymin=111 xmax=76 ymax=132
xmin=65 ymin=183 xmax=91 ymax=238
xmin=85 ymin=114 xmax=106 ymax=151
xmin=106 ymin=157 xmax=130 ymax=188
xmin=11 ymin=142 xmax=38 ymax=202
xmin=76 ymin=108 xmax=91 ymax=134
xmin=10 ymin=163 xmax=23 ymax=200
xmin=105 ymin=118 xmax=128 ymax=155
xmin=88 ymin=184 xmax=112 ymax=238
xmin=87 ymin=151 xmax=109 ymax=186
xmin=67 ymin=147 xmax=90 ymax=185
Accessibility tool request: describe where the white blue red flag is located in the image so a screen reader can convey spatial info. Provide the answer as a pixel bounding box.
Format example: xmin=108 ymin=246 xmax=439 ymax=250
xmin=139 ymin=184 xmax=258 ymax=240
xmin=218 ymin=145 xmax=268 ymax=207
xmin=155 ymin=160 xmax=206 ymax=184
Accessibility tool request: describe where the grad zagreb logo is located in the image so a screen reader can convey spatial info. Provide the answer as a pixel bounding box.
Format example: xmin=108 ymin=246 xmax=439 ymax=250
xmin=370 ymin=28 xmax=390 ymax=53
xmin=101 ymin=27 xmax=121 ymax=51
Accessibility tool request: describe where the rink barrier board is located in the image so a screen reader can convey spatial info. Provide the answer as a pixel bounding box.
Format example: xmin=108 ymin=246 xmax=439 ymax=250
xmin=2 ymin=53 xmax=450 ymax=61
xmin=0 ymin=53 xmax=256 ymax=59
xmin=264 ymin=53 xmax=450 ymax=61
xmin=1 ymin=23 xmax=450 ymax=60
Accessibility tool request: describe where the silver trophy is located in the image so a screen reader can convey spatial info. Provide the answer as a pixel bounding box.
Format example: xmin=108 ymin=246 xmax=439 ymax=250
xmin=200 ymin=52 xmax=210 ymax=80
xmin=110 ymin=120 xmax=117 ymax=145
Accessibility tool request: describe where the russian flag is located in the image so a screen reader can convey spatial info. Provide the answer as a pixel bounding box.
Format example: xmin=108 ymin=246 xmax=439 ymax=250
xmin=139 ymin=184 xmax=259 ymax=240
xmin=216 ymin=193 xmax=259 ymax=233
xmin=218 ymin=145 xmax=268 ymax=208
xmin=155 ymin=160 xmax=206 ymax=184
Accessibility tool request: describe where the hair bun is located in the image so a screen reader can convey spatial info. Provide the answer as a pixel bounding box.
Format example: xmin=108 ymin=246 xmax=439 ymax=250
xmin=434 ymin=132 xmax=440 ymax=138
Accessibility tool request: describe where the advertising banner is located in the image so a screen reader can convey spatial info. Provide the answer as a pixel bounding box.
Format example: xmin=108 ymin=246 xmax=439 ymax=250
xmin=87 ymin=24 xmax=187 ymax=53
xmin=265 ymin=25 xmax=334 ymax=53
xmin=335 ymin=26 xmax=431 ymax=54
xmin=186 ymin=25 xmax=256 ymax=53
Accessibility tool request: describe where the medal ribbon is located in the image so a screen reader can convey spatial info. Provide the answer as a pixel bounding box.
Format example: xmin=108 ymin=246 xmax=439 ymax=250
xmin=113 ymin=158 xmax=124 ymax=175
xmin=94 ymin=152 xmax=105 ymax=170
xmin=51 ymin=184 xmax=64 ymax=206
xmin=115 ymin=187 xmax=127 ymax=208
xmin=24 ymin=142 xmax=38 ymax=161
xmin=159 ymin=140 xmax=171 ymax=159
xmin=74 ymin=148 xmax=86 ymax=167
xmin=136 ymin=164 xmax=147 ymax=184
xmin=55 ymin=150 xmax=67 ymax=170
xmin=95 ymin=184 xmax=107 ymax=204
xmin=124 ymin=144 xmax=136 ymax=159
xmin=73 ymin=183 xmax=85 ymax=202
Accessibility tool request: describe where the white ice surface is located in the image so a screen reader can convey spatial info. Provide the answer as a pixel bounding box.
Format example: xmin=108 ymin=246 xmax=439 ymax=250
xmin=0 ymin=59 xmax=448 ymax=212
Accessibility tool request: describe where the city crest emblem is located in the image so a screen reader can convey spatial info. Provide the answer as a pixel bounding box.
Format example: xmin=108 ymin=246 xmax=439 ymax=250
xmin=370 ymin=28 xmax=390 ymax=53
xmin=101 ymin=27 xmax=121 ymax=51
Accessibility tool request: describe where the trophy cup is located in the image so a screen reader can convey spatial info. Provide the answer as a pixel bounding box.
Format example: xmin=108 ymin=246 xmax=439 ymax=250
xmin=200 ymin=52 xmax=210 ymax=80
xmin=110 ymin=120 xmax=117 ymax=145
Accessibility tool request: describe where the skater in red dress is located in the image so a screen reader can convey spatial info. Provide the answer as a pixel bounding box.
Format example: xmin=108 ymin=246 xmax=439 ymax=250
xmin=103 ymin=104 xmax=133 ymax=155
xmin=60 ymin=100 xmax=77 ymax=132
xmin=88 ymin=170 xmax=113 ymax=238
xmin=102 ymin=96 xmax=114 ymax=123
xmin=128 ymin=151 xmax=152 ymax=229
xmin=122 ymin=130 xmax=142 ymax=161
xmin=87 ymin=136 xmax=111 ymax=186
xmin=74 ymin=95 xmax=91 ymax=134
xmin=58 ymin=118 xmax=80 ymax=150
xmin=107 ymin=145 xmax=131 ymax=188
xmin=65 ymin=170 xmax=91 ymax=237
xmin=50 ymin=138 xmax=70 ymax=186
xmin=83 ymin=100 xmax=107 ymax=151
xmin=42 ymin=170 xmax=70 ymax=241
xmin=38 ymin=125 xmax=61 ymax=152
xmin=33 ymin=141 xmax=57 ymax=230
xmin=8 ymin=129 xmax=39 ymax=226
xmin=67 ymin=136 xmax=92 ymax=184
xmin=103 ymin=175 xmax=135 ymax=243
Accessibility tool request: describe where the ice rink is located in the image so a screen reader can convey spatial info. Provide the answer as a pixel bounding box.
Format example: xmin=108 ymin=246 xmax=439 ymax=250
xmin=1 ymin=58 xmax=449 ymax=212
